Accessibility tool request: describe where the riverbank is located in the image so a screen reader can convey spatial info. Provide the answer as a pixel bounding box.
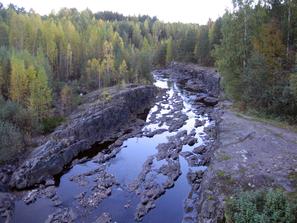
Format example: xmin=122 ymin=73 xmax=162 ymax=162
xmin=0 ymin=63 xmax=221 ymax=223
xmin=197 ymin=101 xmax=297 ymax=222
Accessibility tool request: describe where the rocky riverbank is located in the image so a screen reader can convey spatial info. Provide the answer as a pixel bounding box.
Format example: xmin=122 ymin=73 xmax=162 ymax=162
xmin=8 ymin=85 xmax=157 ymax=190
xmin=196 ymin=103 xmax=297 ymax=223
xmin=0 ymin=63 xmax=224 ymax=223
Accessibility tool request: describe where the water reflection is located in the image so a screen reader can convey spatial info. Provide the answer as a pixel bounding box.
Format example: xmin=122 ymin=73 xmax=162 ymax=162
xmin=12 ymin=73 xmax=210 ymax=223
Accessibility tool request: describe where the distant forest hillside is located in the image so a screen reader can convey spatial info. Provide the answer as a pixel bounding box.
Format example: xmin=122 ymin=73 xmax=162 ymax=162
xmin=1 ymin=1 xmax=297 ymax=161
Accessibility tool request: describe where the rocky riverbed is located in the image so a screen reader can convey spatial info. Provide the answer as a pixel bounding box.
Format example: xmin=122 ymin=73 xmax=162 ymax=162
xmin=0 ymin=63 xmax=221 ymax=223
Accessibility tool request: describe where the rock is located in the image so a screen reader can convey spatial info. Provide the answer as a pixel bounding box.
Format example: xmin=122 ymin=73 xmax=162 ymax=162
xmin=203 ymin=97 xmax=219 ymax=106
xmin=0 ymin=192 xmax=14 ymax=221
xmin=10 ymin=85 xmax=158 ymax=190
xmin=187 ymin=171 xmax=204 ymax=184
xmin=144 ymin=129 xmax=167 ymax=138
xmin=94 ymin=212 xmax=112 ymax=223
xmin=76 ymin=169 xmax=116 ymax=208
xmin=184 ymin=198 xmax=194 ymax=213
xmin=195 ymin=119 xmax=206 ymax=128
xmin=187 ymin=137 xmax=197 ymax=146
xmin=23 ymin=189 xmax=38 ymax=204
xmin=45 ymin=178 xmax=55 ymax=187
xmin=168 ymin=63 xmax=220 ymax=97
xmin=193 ymin=145 xmax=208 ymax=155
xmin=45 ymin=208 xmax=76 ymax=223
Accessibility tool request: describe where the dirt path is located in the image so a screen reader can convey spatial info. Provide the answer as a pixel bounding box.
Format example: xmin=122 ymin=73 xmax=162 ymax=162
xmin=198 ymin=103 xmax=297 ymax=223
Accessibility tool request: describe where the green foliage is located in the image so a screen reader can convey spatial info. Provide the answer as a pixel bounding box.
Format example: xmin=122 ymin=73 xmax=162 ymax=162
xmin=28 ymin=67 xmax=52 ymax=120
xmin=60 ymin=84 xmax=74 ymax=115
xmin=214 ymin=12 xmax=245 ymax=101
xmin=290 ymin=73 xmax=297 ymax=100
xmin=0 ymin=97 xmax=37 ymax=134
xmin=166 ymin=38 xmax=173 ymax=65
xmin=214 ymin=1 xmax=297 ymax=123
xmin=41 ymin=116 xmax=65 ymax=134
xmin=0 ymin=120 xmax=23 ymax=162
xmin=225 ymin=189 xmax=297 ymax=223
xmin=101 ymin=89 xmax=112 ymax=102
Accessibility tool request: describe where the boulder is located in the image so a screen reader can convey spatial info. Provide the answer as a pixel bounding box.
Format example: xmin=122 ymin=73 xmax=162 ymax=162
xmin=203 ymin=97 xmax=219 ymax=106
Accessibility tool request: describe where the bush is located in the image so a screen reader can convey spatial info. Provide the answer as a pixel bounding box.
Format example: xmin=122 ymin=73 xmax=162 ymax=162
xmin=0 ymin=98 xmax=37 ymax=134
xmin=41 ymin=116 xmax=65 ymax=134
xmin=225 ymin=189 xmax=297 ymax=223
xmin=101 ymin=89 xmax=112 ymax=102
xmin=0 ymin=120 xmax=23 ymax=162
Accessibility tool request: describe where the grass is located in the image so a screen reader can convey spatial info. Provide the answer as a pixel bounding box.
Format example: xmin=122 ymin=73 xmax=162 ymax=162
xmin=217 ymin=170 xmax=226 ymax=177
xmin=217 ymin=152 xmax=232 ymax=161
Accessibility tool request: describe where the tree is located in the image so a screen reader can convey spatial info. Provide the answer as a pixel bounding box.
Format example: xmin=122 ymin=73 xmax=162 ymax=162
xmin=60 ymin=84 xmax=73 ymax=115
xmin=0 ymin=65 xmax=3 ymax=96
xmin=10 ymin=55 xmax=28 ymax=105
xmin=119 ymin=59 xmax=128 ymax=84
xmin=28 ymin=67 xmax=52 ymax=120
xmin=214 ymin=13 xmax=246 ymax=100
xmin=290 ymin=73 xmax=297 ymax=101
xmin=195 ymin=26 xmax=210 ymax=65
xmin=101 ymin=41 xmax=115 ymax=86
xmin=0 ymin=22 xmax=9 ymax=47
xmin=252 ymin=21 xmax=285 ymax=74
xmin=209 ymin=18 xmax=223 ymax=48
xmin=86 ymin=58 xmax=102 ymax=89
xmin=166 ymin=37 xmax=173 ymax=65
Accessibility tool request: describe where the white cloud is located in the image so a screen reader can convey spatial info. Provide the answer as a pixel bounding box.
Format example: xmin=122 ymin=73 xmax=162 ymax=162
xmin=1 ymin=0 xmax=232 ymax=24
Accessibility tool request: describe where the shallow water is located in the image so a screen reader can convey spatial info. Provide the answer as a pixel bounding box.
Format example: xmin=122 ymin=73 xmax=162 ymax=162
xmin=11 ymin=72 xmax=210 ymax=223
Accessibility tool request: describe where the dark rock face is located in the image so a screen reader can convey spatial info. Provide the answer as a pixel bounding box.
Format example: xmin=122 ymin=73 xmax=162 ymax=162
xmin=168 ymin=62 xmax=220 ymax=98
xmin=10 ymin=85 xmax=157 ymax=190
xmin=0 ymin=192 xmax=15 ymax=222
xmin=154 ymin=62 xmax=220 ymax=107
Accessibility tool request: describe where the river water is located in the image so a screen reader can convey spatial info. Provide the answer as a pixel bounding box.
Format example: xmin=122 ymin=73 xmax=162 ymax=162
xmin=11 ymin=72 xmax=212 ymax=223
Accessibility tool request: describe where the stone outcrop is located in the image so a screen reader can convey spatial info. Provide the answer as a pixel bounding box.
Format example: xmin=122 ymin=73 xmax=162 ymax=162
xmin=10 ymin=85 xmax=158 ymax=190
xmin=168 ymin=62 xmax=220 ymax=98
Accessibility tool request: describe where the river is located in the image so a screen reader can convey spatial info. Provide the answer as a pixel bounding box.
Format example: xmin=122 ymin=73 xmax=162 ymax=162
xmin=10 ymin=70 xmax=214 ymax=223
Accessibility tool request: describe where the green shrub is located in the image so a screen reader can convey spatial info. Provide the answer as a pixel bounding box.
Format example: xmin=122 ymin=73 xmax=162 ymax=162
xmin=101 ymin=89 xmax=112 ymax=102
xmin=0 ymin=120 xmax=23 ymax=162
xmin=41 ymin=116 xmax=65 ymax=134
xmin=0 ymin=99 xmax=37 ymax=134
xmin=225 ymin=189 xmax=297 ymax=223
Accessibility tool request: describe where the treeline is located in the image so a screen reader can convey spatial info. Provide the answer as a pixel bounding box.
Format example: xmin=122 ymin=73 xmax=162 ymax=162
xmin=214 ymin=0 xmax=297 ymax=123
xmin=0 ymin=2 xmax=218 ymax=158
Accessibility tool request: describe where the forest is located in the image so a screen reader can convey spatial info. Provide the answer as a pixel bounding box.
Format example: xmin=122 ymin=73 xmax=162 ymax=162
xmin=1 ymin=0 xmax=297 ymax=160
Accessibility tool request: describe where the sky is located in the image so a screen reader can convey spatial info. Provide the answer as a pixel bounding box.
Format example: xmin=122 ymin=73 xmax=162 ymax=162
xmin=1 ymin=0 xmax=233 ymax=24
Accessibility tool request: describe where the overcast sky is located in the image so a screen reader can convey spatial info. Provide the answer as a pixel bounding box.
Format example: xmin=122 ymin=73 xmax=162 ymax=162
xmin=1 ymin=0 xmax=232 ymax=24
